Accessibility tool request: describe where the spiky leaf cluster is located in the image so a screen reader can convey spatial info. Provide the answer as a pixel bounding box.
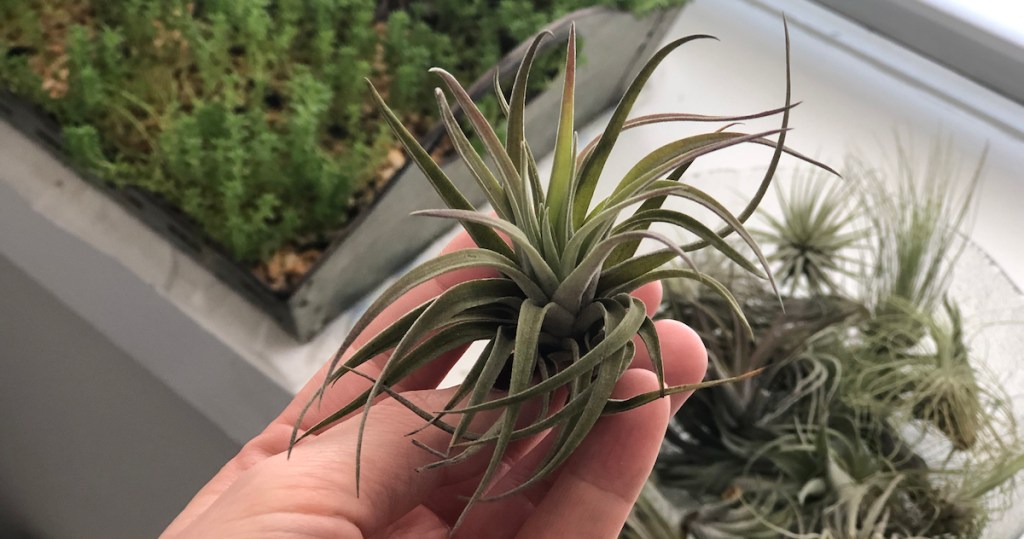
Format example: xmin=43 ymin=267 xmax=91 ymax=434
xmin=757 ymin=171 xmax=865 ymax=296
xmin=622 ymin=480 xmax=683 ymax=539
xmin=290 ymin=23 xmax=828 ymax=529
xmin=636 ymin=147 xmax=1024 ymax=538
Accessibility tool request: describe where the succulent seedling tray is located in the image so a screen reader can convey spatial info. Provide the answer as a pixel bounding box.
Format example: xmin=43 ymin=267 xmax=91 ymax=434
xmin=0 ymin=6 xmax=681 ymax=341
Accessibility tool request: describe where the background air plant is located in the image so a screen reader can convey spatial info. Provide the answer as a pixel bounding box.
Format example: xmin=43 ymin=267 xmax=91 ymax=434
xmin=623 ymin=480 xmax=684 ymax=539
xmin=757 ymin=171 xmax=864 ymax=297
xmin=624 ymin=145 xmax=1024 ymax=538
xmin=289 ymin=21 xmax=830 ymax=530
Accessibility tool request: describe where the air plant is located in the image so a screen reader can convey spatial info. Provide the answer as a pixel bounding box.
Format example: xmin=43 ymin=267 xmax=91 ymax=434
xmin=848 ymin=141 xmax=988 ymax=449
xmin=848 ymin=298 xmax=985 ymax=450
xmin=757 ymin=170 xmax=865 ymax=297
xmin=288 ymin=21 xmax=831 ymax=530
xmin=622 ymin=481 xmax=683 ymax=539
xmin=633 ymin=145 xmax=1024 ymax=538
xmin=861 ymin=139 xmax=982 ymax=314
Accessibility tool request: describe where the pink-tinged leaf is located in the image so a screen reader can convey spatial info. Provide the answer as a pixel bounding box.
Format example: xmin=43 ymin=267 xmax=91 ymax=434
xmin=546 ymin=23 xmax=577 ymax=245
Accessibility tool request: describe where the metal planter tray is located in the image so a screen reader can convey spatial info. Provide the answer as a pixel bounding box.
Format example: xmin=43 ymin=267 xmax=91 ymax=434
xmin=0 ymin=6 xmax=681 ymax=341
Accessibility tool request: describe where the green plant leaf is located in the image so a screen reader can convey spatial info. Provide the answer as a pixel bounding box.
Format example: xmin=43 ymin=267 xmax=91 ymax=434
xmin=603 ymin=367 xmax=764 ymax=413
xmin=603 ymin=130 xmax=786 ymax=211
xmin=545 ymin=23 xmax=578 ymax=245
xmin=573 ymin=33 xmax=718 ymax=229
xmin=446 ymin=327 xmax=516 ymax=453
xmin=554 ymin=230 xmax=695 ymax=314
xmin=430 ymin=67 xmax=534 ymax=235
xmin=413 ymin=209 xmax=561 ymax=295
xmin=434 ymin=88 xmax=512 ymax=220
xmin=367 ymin=80 xmax=512 ymax=259
xmin=575 ymin=108 xmax=785 ymax=168
xmin=450 ymin=299 xmax=553 ymax=527
xmin=486 ymin=339 xmax=634 ymax=500
xmin=295 ymin=319 xmax=500 ymax=447
xmin=316 ymin=249 xmax=546 ymax=408
xmin=507 ymin=30 xmax=552 ymax=176
xmin=612 ymin=209 xmax=763 ymax=277
xmin=607 ymin=267 xmax=753 ymax=338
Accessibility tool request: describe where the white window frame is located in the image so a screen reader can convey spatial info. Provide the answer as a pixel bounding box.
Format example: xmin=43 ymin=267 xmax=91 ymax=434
xmin=811 ymin=0 xmax=1024 ymax=107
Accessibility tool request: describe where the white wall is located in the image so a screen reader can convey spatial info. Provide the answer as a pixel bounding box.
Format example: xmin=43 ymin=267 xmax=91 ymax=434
xmin=0 ymin=254 xmax=240 ymax=537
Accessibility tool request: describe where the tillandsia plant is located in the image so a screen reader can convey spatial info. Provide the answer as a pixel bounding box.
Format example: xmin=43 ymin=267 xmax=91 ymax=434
xmin=622 ymin=480 xmax=683 ymax=539
xmin=756 ymin=169 xmax=865 ymax=297
xmin=288 ymin=21 xmax=833 ymax=530
xmin=629 ymin=146 xmax=1024 ymax=538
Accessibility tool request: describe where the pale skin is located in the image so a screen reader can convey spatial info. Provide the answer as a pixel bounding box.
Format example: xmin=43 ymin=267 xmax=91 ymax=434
xmin=162 ymin=232 xmax=708 ymax=539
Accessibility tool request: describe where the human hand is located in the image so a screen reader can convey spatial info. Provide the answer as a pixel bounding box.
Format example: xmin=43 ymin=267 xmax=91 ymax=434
xmin=161 ymin=231 xmax=707 ymax=539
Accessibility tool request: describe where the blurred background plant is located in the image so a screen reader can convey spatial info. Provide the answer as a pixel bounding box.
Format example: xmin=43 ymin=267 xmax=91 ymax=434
xmin=0 ymin=0 xmax=684 ymax=288
xmin=620 ymin=144 xmax=1024 ymax=538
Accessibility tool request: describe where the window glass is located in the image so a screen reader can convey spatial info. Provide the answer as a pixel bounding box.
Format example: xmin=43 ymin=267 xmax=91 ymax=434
xmin=919 ymin=0 xmax=1024 ymax=47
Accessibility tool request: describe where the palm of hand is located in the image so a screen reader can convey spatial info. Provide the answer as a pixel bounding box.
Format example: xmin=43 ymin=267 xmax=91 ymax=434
xmin=161 ymin=235 xmax=706 ymax=539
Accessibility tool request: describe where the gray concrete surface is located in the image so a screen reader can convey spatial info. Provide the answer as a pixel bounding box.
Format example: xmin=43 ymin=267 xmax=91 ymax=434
xmin=0 ymin=254 xmax=239 ymax=538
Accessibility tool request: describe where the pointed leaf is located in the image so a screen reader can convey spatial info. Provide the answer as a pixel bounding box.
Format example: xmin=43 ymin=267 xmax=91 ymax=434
xmin=486 ymin=341 xmax=633 ymax=499
xmin=637 ymin=316 xmax=665 ymax=397
xmin=602 ymin=367 xmax=764 ymax=414
xmin=614 ymin=208 xmax=764 ymax=277
xmin=554 ymin=230 xmax=696 ymax=314
xmin=388 ymin=278 xmax=522 ymax=369
xmin=684 ymin=20 xmax=803 ymax=252
xmin=605 ymin=267 xmax=753 ymax=338
xmin=450 ymin=300 xmax=550 ymax=531
xmin=434 ymin=89 xmax=512 ymax=220
xmin=656 ymin=182 xmax=777 ymax=297
xmin=573 ymin=34 xmax=718 ymax=229
xmin=413 ymin=209 xmax=560 ymax=294
xmin=598 ymin=250 xmax=677 ymax=293
xmin=430 ymin=68 xmax=526 ymax=221
xmin=454 ymin=377 xmax=593 ymax=449
xmin=575 ymin=104 xmax=796 ymax=170
xmin=295 ymin=319 xmax=500 ymax=446
xmin=492 ymin=68 xmax=509 ymax=117
xmin=507 ymin=31 xmax=552 ymax=174
xmin=448 ymin=327 xmax=516 ymax=451
xmin=408 ymin=336 xmax=497 ymax=437
xmin=318 ymin=250 xmax=544 ymax=404
xmin=603 ymin=162 xmax=691 ymax=266
xmin=367 ymin=81 xmax=511 ymax=258
xmin=602 ymin=129 xmax=786 ymax=213
xmin=546 ymin=24 xmax=577 ymax=243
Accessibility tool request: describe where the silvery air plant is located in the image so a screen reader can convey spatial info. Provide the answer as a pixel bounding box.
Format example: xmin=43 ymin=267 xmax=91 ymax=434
xmin=623 ymin=146 xmax=1024 ymax=538
xmin=289 ymin=21 xmax=830 ymax=531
